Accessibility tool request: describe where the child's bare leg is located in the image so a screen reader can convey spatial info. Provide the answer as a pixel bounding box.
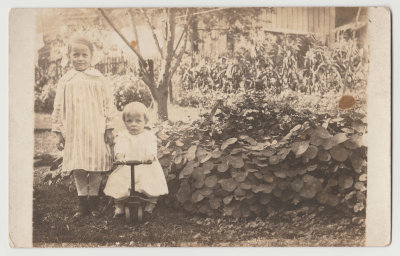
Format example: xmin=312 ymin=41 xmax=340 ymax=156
xmin=114 ymin=200 xmax=125 ymax=218
xmin=144 ymin=197 xmax=158 ymax=214
xmin=73 ymin=169 xmax=89 ymax=218
xmin=87 ymin=172 xmax=103 ymax=217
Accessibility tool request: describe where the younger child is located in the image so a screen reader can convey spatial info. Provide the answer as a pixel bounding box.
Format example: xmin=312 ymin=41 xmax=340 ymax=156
xmin=52 ymin=36 xmax=114 ymax=218
xmin=104 ymin=102 xmax=168 ymax=217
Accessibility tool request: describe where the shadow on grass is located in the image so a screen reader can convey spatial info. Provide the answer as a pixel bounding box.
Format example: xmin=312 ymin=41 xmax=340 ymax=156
xmin=33 ymin=184 xmax=365 ymax=247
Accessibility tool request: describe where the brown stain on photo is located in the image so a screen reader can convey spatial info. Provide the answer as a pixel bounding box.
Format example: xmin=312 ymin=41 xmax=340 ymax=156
xmin=338 ymin=95 xmax=356 ymax=110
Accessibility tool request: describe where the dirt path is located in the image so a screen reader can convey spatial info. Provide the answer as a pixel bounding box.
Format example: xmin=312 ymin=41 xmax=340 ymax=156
xmin=33 ymin=184 xmax=365 ymax=247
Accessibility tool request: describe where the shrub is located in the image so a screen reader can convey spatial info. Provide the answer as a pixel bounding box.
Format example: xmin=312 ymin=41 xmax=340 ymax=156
xmin=111 ymin=74 xmax=153 ymax=111
xmin=155 ymin=93 xmax=367 ymax=217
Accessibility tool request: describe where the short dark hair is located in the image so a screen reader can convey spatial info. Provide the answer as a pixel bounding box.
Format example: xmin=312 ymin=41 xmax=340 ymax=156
xmin=68 ymin=35 xmax=94 ymax=55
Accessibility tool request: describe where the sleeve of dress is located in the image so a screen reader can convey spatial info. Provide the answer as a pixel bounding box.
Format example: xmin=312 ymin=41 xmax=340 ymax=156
xmin=102 ymin=77 xmax=115 ymax=130
xmin=51 ymin=79 xmax=65 ymax=134
xmin=114 ymin=134 xmax=130 ymax=156
xmin=145 ymin=132 xmax=158 ymax=159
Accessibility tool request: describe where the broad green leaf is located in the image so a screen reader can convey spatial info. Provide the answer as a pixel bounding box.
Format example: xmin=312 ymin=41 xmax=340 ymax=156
xmin=310 ymin=133 xmax=324 ymax=146
xmin=221 ymin=137 xmax=237 ymax=150
xmin=220 ymin=178 xmax=238 ymax=192
xmin=231 ymin=170 xmax=247 ymax=182
xmin=244 ymin=136 xmax=257 ymax=146
xmin=199 ymin=152 xmax=212 ymax=163
xmin=262 ymin=149 xmax=276 ymax=157
xmin=273 ymin=170 xmax=286 ymax=178
xmin=317 ymin=191 xmax=329 ymax=204
xmin=351 ymin=120 xmax=366 ymax=133
xmin=357 ymin=191 xmax=366 ymax=201
xmin=211 ymin=150 xmax=223 ymax=159
xmin=269 ymin=155 xmax=280 ymax=165
xmin=259 ymin=195 xmax=272 ymax=205
xmin=330 ymin=145 xmax=349 ymax=162
xmin=234 ymin=187 xmax=246 ymax=196
xmin=350 ymin=152 xmax=364 ymax=173
xmin=327 ymin=194 xmax=339 ymax=206
xmin=192 ymin=167 xmax=205 ymax=181
xmin=176 ymin=181 xmax=191 ymax=203
xmin=299 ymin=185 xmax=317 ymax=199
xmin=179 ymin=161 xmax=198 ymax=179
xmin=291 ymin=141 xmax=310 ymax=157
xmin=186 ymin=145 xmax=197 ymax=161
xmin=291 ymin=124 xmax=302 ymax=132
xmin=202 ymin=161 xmax=215 ymax=174
xmin=354 ymin=202 xmax=364 ymax=212
xmin=200 ymin=187 xmax=213 ymax=196
xmin=217 ymin=159 xmax=229 ymax=173
xmin=338 ymin=175 xmax=354 ymax=189
xmin=230 ymin=148 xmax=242 ymax=155
xmin=318 ymin=149 xmax=331 ymax=162
xmin=354 ymin=181 xmax=365 ymax=191
xmin=194 ymin=179 xmax=204 ymax=189
xmin=245 ymin=168 xmax=258 ymax=173
xmin=314 ymin=126 xmax=333 ymax=139
xmin=303 ymin=145 xmax=318 ymax=159
xmin=229 ymin=156 xmax=245 ymax=169
xmin=306 ymin=164 xmax=318 ymax=172
xmin=359 ymin=174 xmax=367 ymax=182
xmin=209 ymin=197 xmax=221 ymax=210
xmin=327 ymin=178 xmax=338 ymax=187
xmin=223 ymin=195 xmax=233 ymax=205
xmin=175 ymin=140 xmax=184 ymax=147
xmin=277 ymin=147 xmax=291 ymax=160
xmin=253 ymin=172 xmax=263 ymax=179
xmin=332 ymin=133 xmax=348 ymax=144
xmin=204 ymin=175 xmax=218 ymax=188
xmin=174 ymin=154 xmax=183 ymax=165
xmin=291 ymin=177 xmax=304 ymax=192
xmin=259 ymin=184 xmax=273 ymax=194
xmin=191 ymin=191 xmax=204 ymax=203
xmin=240 ymin=182 xmax=252 ymax=190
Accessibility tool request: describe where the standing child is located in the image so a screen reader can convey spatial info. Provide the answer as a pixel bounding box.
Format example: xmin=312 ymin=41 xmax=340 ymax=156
xmin=104 ymin=102 xmax=168 ymax=217
xmin=52 ymin=36 xmax=115 ymax=218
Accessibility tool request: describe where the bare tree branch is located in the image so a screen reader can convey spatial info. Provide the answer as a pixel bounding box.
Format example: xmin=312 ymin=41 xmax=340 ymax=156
xmin=169 ymin=28 xmax=189 ymax=81
xmin=128 ymin=9 xmax=141 ymax=54
xmin=157 ymin=8 xmax=176 ymax=87
xmin=98 ymin=8 xmax=153 ymax=87
xmin=172 ymin=8 xmax=190 ymax=56
xmin=98 ymin=9 xmax=145 ymax=65
xmin=169 ymin=9 xmax=191 ymax=81
xmin=140 ymin=9 xmax=164 ymax=58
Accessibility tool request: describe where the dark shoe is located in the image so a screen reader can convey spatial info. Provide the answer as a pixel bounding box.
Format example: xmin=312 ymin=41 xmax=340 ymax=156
xmin=73 ymin=196 xmax=89 ymax=219
xmin=88 ymin=196 xmax=100 ymax=217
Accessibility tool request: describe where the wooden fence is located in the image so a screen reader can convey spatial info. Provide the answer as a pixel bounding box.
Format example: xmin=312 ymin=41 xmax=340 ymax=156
xmin=95 ymin=56 xmax=135 ymax=76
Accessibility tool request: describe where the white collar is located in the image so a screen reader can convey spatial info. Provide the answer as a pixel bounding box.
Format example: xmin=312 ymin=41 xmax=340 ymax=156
xmin=63 ymin=67 xmax=103 ymax=81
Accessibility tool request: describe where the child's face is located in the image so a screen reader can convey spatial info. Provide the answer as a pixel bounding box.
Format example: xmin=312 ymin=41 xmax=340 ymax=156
xmin=70 ymin=43 xmax=92 ymax=71
xmin=124 ymin=113 xmax=145 ymax=135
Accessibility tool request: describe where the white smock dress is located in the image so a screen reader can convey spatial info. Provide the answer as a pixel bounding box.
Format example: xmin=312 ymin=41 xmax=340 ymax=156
xmin=104 ymin=129 xmax=169 ymax=200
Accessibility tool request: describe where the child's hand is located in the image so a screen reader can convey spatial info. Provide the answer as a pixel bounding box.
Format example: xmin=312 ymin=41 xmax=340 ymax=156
xmin=55 ymin=132 xmax=65 ymax=151
xmin=114 ymin=153 xmax=125 ymax=162
xmin=104 ymin=129 xmax=114 ymax=145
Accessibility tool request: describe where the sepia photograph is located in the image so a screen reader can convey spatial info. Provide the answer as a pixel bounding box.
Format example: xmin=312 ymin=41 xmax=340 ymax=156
xmin=8 ymin=6 xmax=391 ymax=248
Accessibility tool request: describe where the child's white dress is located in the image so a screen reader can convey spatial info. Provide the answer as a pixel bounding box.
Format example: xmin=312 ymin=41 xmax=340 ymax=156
xmin=104 ymin=129 xmax=169 ymax=200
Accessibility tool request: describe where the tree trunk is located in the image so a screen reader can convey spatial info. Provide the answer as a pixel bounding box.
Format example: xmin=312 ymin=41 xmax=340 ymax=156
xmin=168 ymin=79 xmax=173 ymax=104
xmin=154 ymin=85 xmax=169 ymax=121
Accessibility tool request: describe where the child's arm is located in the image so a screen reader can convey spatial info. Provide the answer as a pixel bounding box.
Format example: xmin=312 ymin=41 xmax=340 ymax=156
xmin=113 ymin=134 xmax=129 ymax=161
xmin=101 ymin=78 xmax=115 ymax=130
xmin=51 ymin=79 xmax=66 ymax=150
xmin=144 ymin=132 xmax=158 ymax=161
xmin=102 ymin=78 xmax=115 ymax=145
